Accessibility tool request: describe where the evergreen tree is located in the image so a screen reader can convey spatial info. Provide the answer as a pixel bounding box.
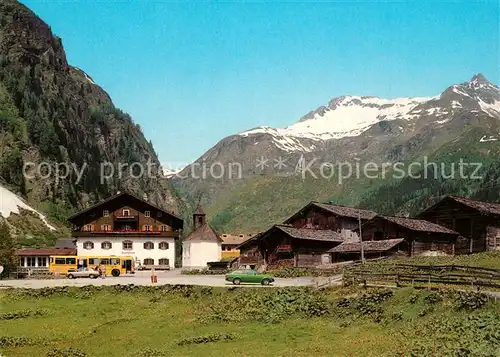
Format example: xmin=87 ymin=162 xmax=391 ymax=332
xmin=0 ymin=220 xmax=17 ymax=278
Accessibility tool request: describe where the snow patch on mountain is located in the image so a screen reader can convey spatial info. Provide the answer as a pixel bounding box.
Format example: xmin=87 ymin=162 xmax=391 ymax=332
xmin=478 ymin=99 xmax=500 ymax=118
xmin=238 ymin=74 xmax=499 ymax=153
xmin=0 ymin=185 xmax=56 ymax=230
xmin=240 ymin=95 xmax=436 ymax=148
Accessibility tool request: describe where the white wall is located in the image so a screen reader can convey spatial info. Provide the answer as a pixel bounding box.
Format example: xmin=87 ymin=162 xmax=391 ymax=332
xmin=182 ymin=241 xmax=221 ymax=268
xmin=76 ymin=237 xmax=176 ymax=268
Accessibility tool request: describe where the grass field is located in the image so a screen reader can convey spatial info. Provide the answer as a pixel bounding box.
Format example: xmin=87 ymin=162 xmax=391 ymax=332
xmin=1 ymin=284 xmax=499 ymax=357
xmin=370 ymin=251 xmax=500 ymax=269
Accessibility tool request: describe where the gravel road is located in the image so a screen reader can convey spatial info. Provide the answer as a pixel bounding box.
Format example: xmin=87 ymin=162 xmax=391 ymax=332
xmin=0 ymin=270 xmax=326 ymax=289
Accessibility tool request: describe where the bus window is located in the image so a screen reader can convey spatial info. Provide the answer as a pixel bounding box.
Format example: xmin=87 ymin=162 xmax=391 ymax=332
xmin=111 ymin=258 xmax=120 ymax=265
xmin=101 ymin=259 xmax=110 ymax=265
xmin=66 ymin=257 xmax=76 ymax=265
xmin=55 ymin=258 xmax=66 ymax=264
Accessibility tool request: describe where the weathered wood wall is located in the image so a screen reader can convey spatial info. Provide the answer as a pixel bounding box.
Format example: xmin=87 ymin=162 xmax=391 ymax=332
xmin=417 ymin=198 xmax=490 ymax=253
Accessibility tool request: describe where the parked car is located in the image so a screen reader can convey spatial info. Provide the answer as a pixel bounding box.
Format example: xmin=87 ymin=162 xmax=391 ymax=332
xmin=225 ymin=269 xmax=275 ymax=285
xmin=67 ymin=268 xmax=100 ymax=279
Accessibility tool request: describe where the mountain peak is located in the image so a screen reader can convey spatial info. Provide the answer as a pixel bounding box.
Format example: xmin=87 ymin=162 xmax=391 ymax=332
xmin=470 ymin=73 xmax=490 ymax=85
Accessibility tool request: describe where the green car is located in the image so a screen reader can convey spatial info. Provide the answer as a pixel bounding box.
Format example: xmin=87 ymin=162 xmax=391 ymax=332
xmin=225 ymin=270 xmax=275 ymax=285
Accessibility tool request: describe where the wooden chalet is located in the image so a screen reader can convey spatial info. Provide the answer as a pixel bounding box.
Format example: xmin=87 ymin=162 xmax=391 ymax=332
xmin=417 ymin=196 xmax=500 ymax=253
xmin=328 ymin=238 xmax=406 ymax=261
xmin=284 ymin=201 xmax=377 ymax=236
xmin=68 ymin=191 xmax=183 ymax=237
xmin=238 ymin=224 xmax=344 ymax=269
xmin=237 ymin=201 xmax=377 ymax=269
xmin=359 ymin=216 xmax=459 ymax=256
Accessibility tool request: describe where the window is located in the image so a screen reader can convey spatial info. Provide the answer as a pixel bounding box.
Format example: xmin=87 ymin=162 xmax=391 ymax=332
xmin=83 ymin=241 xmax=94 ymax=250
xmin=101 ymin=259 xmax=110 ymax=265
xmin=27 ymin=257 xmax=36 ymax=267
xmin=88 ymin=258 xmax=97 ymax=265
xmin=101 ymin=224 xmax=111 ymax=231
xmin=55 ymin=258 xmax=66 ymax=265
xmin=83 ymin=224 xmax=93 ymax=232
xmin=198 ymin=217 xmax=203 ymax=224
xmin=20 ymin=258 xmax=25 ymax=267
xmin=66 ymin=257 xmax=76 ymax=265
xmin=143 ymin=258 xmax=154 ymax=265
xmin=123 ymin=240 xmax=133 ymax=250
xmin=103 ymin=210 xmax=109 ymax=217
xmin=144 ymin=241 xmax=154 ymax=250
xmin=122 ymin=209 xmax=130 ymax=217
xmin=38 ymin=257 xmax=47 ymax=267
xmin=158 ymin=258 xmax=169 ymax=266
xmin=160 ymin=225 xmax=168 ymax=232
xmin=110 ymin=258 xmax=120 ymax=265
xmin=144 ymin=225 xmax=152 ymax=232
xmin=159 ymin=241 xmax=169 ymax=250
xmin=145 ymin=210 xmax=151 ymax=217
xmin=101 ymin=241 xmax=112 ymax=249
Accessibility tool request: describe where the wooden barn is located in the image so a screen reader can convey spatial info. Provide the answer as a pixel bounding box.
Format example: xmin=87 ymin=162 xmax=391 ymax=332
xmin=359 ymin=216 xmax=459 ymax=256
xmin=235 ymin=234 xmax=264 ymax=269
xmin=235 ymin=201 xmax=377 ymax=269
xmin=284 ymin=201 xmax=377 ymax=239
xmin=252 ymin=224 xmax=344 ymax=268
xmin=328 ymin=238 xmax=407 ymax=261
xmin=236 ymin=225 xmax=344 ymax=269
xmin=417 ymin=196 xmax=500 ymax=253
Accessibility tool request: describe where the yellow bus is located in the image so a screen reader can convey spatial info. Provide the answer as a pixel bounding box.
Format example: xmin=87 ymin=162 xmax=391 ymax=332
xmin=49 ymin=256 xmax=134 ymax=277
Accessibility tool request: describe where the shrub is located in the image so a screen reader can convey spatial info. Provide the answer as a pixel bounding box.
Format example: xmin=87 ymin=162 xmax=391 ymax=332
xmin=177 ymin=333 xmax=236 ymax=346
xmin=452 ymin=291 xmax=488 ymax=310
xmin=0 ymin=308 xmax=48 ymax=320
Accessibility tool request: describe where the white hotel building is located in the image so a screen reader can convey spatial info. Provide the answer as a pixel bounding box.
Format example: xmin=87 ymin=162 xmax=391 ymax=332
xmin=68 ymin=192 xmax=184 ymax=269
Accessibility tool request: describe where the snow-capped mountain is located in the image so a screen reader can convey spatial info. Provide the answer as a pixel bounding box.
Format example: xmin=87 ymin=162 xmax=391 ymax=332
xmin=172 ymin=74 xmax=500 ymax=208
xmin=238 ymin=74 xmax=499 ymax=153
xmin=241 ymin=96 xmax=434 ymax=142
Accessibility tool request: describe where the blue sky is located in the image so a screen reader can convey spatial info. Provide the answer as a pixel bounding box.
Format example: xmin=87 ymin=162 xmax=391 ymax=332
xmin=22 ymin=0 xmax=499 ymax=165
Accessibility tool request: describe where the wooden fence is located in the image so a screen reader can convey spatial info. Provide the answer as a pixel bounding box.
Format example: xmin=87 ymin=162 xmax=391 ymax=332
xmin=343 ymin=264 xmax=500 ymax=289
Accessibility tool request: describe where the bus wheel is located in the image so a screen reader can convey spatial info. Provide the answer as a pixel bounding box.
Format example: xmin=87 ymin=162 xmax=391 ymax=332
xmin=111 ymin=269 xmax=120 ymax=277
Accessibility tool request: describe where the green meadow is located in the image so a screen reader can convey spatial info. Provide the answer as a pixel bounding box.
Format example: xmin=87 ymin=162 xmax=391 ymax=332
xmin=1 ymin=284 xmax=499 ymax=357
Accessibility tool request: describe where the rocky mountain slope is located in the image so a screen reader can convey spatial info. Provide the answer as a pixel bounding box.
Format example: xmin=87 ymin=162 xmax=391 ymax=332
xmin=0 ymin=0 xmax=189 ymax=242
xmin=173 ymin=74 xmax=500 ymax=232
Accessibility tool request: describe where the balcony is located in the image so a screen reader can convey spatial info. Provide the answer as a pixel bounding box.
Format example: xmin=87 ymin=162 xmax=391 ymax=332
xmin=72 ymin=229 xmax=179 ymax=238
xmin=114 ymin=214 xmax=138 ymax=221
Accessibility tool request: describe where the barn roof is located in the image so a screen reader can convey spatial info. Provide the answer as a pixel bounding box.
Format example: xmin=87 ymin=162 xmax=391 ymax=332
xmin=367 ymin=216 xmax=459 ymax=235
xmin=184 ymin=223 xmax=223 ymax=243
xmin=312 ymin=202 xmax=377 ymax=220
xmin=284 ymin=201 xmax=377 ymax=223
xmin=272 ymin=224 xmax=344 ymax=242
xmin=16 ymin=248 xmax=77 ymax=256
xmin=328 ymin=238 xmax=405 ymax=253
xmin=446 ymin=196 xmax=500 ymax=216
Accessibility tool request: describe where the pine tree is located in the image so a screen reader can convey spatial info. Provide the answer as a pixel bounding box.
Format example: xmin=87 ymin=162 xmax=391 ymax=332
xmin=0 ymin=219 xmax=17 ymax=278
